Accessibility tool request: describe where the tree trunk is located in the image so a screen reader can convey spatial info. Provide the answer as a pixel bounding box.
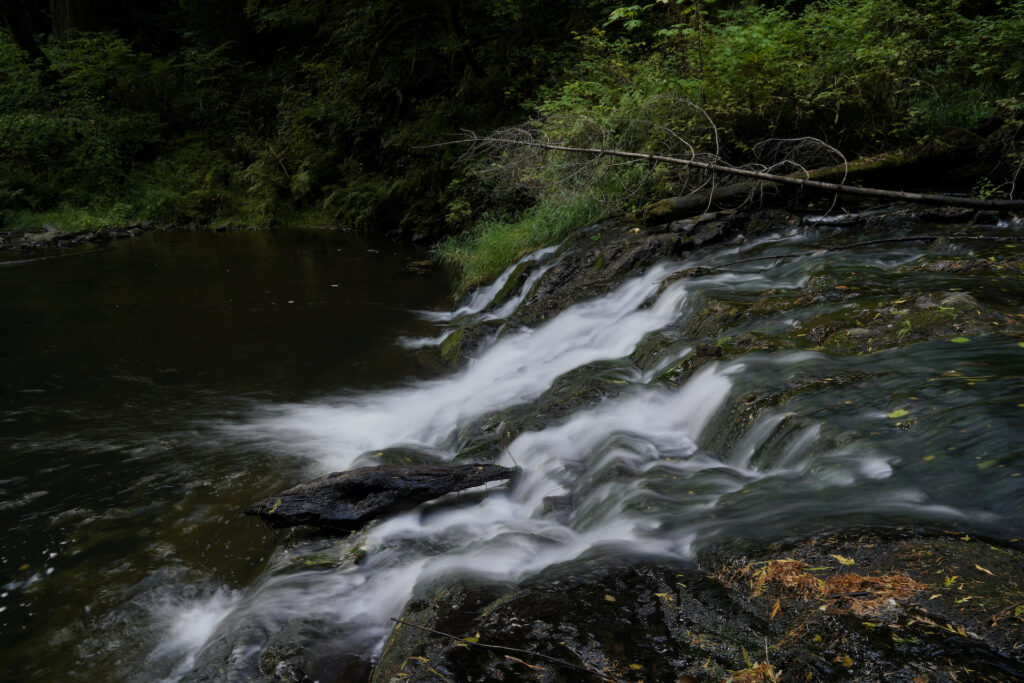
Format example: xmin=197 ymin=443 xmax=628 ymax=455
xmin=49 ymin=0 xmax=87 ymax=42
xmin=0 ymin=0 xmax=49 ymax=66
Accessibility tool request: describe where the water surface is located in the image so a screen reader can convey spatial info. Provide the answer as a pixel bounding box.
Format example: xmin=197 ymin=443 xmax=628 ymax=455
xmin=0 ymin=229 xmax=451 ymax=681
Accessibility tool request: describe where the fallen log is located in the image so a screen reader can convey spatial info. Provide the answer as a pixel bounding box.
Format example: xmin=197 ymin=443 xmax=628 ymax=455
xmin=246 ymin=463 xmax=519 ymax=532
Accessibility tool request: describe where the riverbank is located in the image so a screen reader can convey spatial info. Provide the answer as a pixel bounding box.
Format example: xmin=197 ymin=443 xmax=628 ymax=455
xmin=0 ymin=219 xmax=359 ymax=258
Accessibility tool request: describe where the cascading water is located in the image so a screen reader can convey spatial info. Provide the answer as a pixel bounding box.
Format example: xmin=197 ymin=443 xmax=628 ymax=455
xmin=3 ymin=212 xmax=1022 ymax=682
xmin=185 ymin=214 xmax=1022 ymax=680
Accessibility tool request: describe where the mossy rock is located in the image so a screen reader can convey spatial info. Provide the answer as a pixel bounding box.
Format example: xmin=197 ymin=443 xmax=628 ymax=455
xmin=372 ymin=532 xmax=1024 ymax=682
xmin=439 ymin=327 xmax=465 ymax=366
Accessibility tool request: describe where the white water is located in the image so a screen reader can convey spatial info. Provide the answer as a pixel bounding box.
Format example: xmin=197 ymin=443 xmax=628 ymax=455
xmin=238 ymin=260 xmax=693 ymax=472
xmin=416 ymin=246 xmax=558 ymax=323
xmin=149 ymin=590 xmax=240 ymax=683
xmin=172 ymin=229 xmax=1018 ymax=678
xmin=193 ymin=364 xmax=737 ymax=678
xmin=399 ymin=246 xmax=560 ymax=350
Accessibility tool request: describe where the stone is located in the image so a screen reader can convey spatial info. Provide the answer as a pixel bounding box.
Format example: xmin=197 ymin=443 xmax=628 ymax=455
xmin=246 ymin=463 xmax=519 ymax=532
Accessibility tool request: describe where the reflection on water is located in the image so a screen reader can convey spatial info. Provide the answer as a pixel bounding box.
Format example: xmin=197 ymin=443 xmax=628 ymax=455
xmin=0 ymin=229 xmax=452 ymax=682
xmin=2 ymin=217 xmax=1023 ymax=682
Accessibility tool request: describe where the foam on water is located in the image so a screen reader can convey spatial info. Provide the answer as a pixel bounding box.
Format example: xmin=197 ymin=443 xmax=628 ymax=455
xmin=399 ymin=248 xmax=561 ymax=350
xmin=194 ymin=366 xmax=737 ymax=675
xmin=148 ymin=588 xmax=240 ymax=682
xmin=188 ymin=230 xmax=1021 ymax=677
xmin=236 ymin=260 xmax=692 ymax=472
xmin=417 ymin=246 xmax=558 ymax=323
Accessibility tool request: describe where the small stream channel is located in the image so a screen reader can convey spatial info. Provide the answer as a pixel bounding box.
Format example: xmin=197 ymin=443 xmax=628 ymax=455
xmin=1 ymin=208 xmax=1023 ymax=681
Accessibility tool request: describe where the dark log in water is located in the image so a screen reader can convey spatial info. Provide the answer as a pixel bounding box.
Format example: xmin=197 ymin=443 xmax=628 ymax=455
xmin=246 ymin=464 xmax=519 ymax=532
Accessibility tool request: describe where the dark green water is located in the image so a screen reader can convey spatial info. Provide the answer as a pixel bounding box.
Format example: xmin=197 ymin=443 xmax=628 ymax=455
xmin=0 ymin=229 xmax=451 ymax=682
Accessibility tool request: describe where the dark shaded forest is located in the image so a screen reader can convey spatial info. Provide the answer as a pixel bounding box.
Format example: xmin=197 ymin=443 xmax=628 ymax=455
xmin=1 ymin=1 xmax=1021 ymax=247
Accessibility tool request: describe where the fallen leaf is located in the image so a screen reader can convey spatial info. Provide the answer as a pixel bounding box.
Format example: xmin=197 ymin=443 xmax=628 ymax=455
xmin=831 ymin=554 xmax=856 ymax=566
xmin=604 ymin=594 xmax=616 ymax=602
xmin=950 ymin=337 xmax=970 ymax=343
xmin=887 ymin=409 xmax=910 ymax=419
xmin=770 ymin=600 xmax=782 ymax=620
xmin=833 ymin=654 xmax=854 ymax=667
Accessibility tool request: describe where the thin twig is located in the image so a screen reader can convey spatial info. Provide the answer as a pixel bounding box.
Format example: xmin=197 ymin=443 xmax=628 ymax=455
xmin=267 ymin=144 xmax=291 ymax=180
xmin=390 ymin=618 xmax=620 ymax=681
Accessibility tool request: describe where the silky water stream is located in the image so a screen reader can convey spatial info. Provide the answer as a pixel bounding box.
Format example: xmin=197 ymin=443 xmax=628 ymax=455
xmin=2 ymin=210 xmax=1023 ymax=681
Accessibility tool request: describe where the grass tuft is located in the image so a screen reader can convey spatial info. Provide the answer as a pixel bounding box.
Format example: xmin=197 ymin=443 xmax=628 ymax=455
xmin=433 ymin=193 xmax=606 ymax=295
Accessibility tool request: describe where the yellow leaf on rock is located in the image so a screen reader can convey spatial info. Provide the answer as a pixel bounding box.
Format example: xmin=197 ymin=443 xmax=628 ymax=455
xmin=975 ymin=564 xmax=994 ymax=576
xmin=831 ymin=554 xmax=856 ymax=566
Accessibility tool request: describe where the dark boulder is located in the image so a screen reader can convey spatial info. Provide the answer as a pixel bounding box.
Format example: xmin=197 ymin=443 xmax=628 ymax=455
xmin=246 ymin=463 xmax=518 ymax=532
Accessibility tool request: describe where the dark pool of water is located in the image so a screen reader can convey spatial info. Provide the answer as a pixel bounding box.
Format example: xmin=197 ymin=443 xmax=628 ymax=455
xmin=0 ymin=229 xmax=452 ymax=682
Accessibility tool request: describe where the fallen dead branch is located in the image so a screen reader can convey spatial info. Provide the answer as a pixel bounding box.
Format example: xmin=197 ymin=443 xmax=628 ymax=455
xmin=448 ymin=129 xmax=1024 ymax=213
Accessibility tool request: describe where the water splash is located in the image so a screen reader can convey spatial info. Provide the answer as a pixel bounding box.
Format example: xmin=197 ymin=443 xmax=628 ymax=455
xmin=417 ymin=246 xmax=558 ymax=323
xmin=236 ymin=261 xmax=692 ymax=472
xmin=195 ymin=221 xmax=1024 ymax=678
xmin=399 ymin=247 xmax=561 ymax=350
xmin=147 ymin=588 xmax=240 ymax=683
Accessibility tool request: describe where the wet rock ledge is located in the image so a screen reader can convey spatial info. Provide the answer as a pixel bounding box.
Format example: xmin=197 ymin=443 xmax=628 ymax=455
xmin=371 ymin=531 xmax=1024 ymax=682
xmin=246 ymin=464 xmax=518 ymax=533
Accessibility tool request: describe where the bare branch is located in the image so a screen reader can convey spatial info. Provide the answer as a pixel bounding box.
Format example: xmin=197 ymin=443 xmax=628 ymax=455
xmin=457 ymin=132 xmax=1024 ymax=211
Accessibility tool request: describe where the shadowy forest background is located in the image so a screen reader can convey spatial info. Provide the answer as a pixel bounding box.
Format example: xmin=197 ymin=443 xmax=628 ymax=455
xmin=1 ymin=0 xmax=1022 ymax=280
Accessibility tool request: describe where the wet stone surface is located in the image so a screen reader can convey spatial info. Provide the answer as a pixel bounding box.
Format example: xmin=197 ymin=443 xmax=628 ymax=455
xmin=246 ymin=464 xmax=519 ymax=532
xmin=358 ymin=204 xmax=1024 ymax=682
xmin=372 ymin=532 xmax=1024 ymax=683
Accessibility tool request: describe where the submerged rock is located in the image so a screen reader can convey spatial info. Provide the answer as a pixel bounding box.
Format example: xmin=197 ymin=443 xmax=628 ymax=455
xmin=246 ymin=464 xmax=518 ymax=532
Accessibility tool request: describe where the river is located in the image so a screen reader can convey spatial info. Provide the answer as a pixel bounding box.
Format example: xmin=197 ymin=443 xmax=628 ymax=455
xmin=0 ymin=229 xmax=451 ymax=681
xmin=1 ymin=211 xmax=1023 ymax=681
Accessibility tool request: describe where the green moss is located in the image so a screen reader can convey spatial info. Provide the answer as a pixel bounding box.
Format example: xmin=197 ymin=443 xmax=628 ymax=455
xmin=439 ymin=328 xmax=465 ymax=366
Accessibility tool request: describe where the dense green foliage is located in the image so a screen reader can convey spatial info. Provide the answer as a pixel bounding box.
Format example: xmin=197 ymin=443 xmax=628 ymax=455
xmin=0 ymin=0 xmax=607 ymax=235
xmin=1 ymin=0 xmax=1021 ymax=270
xmin=439 ymin=0 xmax=1024 ymax=288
